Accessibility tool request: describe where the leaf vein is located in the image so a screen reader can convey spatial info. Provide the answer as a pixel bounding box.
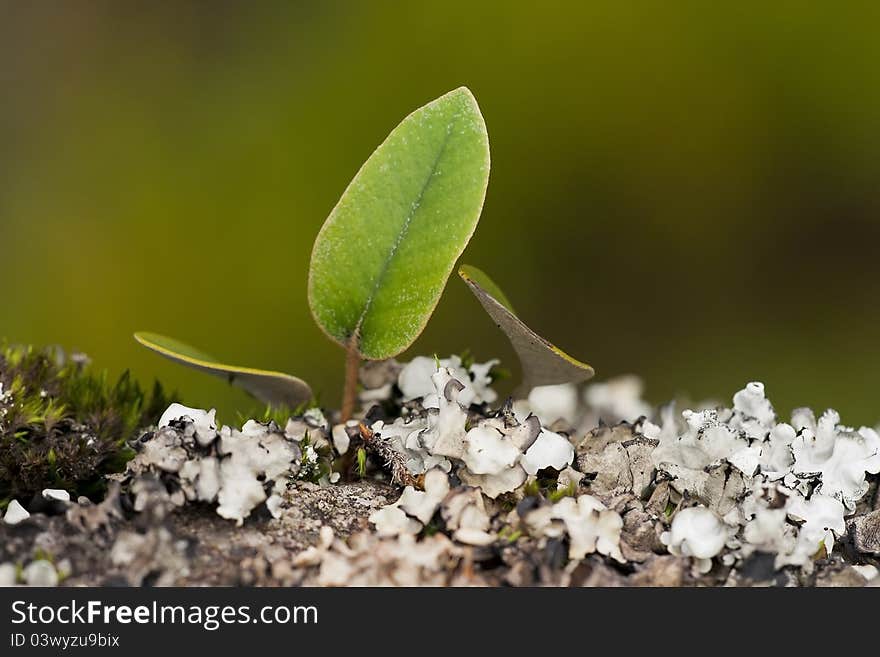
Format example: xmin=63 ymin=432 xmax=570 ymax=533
xmin=352 ymin=120 xmax=457 ymax=343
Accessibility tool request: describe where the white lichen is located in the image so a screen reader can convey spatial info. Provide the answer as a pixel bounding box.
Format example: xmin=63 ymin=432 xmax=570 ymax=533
xmin=518 ymin=383 xmax=580 ymax=426
xmin=0 ymin=562 xmax=16 ymax=587
xmin=369 ymin=469 xmax=449 ymax=536
xmin=215 ymin=421 xmax=299 ymax=525
xmin=3 ymin=499 xmax=30 ymax=525
xmin=583 ymin=375 xmax=652 ymax=423
xmin=42 ymin=488 xmax=71 ymax=503
xmin=520 ymin=428 xmax=574 ymax=475
xmin=661 ymin=506 xmax=728 ymax=573
xmin=780 ymin=493 xmax=846 ymax=568
xmin=125 ymin=360 xmax=879 ymax=583
xmin=22 ymin=559 xmax=58 ymax=587
xmin=790 ymin=413 xmax=880 ymax=509
xmin=441 ymin=487 xmax=495 ymax=546
xmin=158 ymin=403 xmax=217 ymax=446
xmin=331 ymin=422 xmax=354 ymax=455
xmin=296 ymin=529 xmax=467 ymax=586
xmin=132 ymin=405 xmax=304 ymax=525
xmin=646 ymin=380 xmax=879 ymax=574
xmin=397 ymin=355 xmax=498 ymax=409
xmin=524 ymin=494 xmax=625 ymax=562
xmin=463 ymin=426 xmax=521 ymax=475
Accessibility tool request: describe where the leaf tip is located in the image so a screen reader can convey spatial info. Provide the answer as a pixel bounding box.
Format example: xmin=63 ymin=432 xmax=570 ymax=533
xmin=450 ymin=85 xmax=476 ymax=100
xmin=133 ymin=331 xmax=152 ymax=346
xmin=444 ymin=86 xmax=484 ymax=124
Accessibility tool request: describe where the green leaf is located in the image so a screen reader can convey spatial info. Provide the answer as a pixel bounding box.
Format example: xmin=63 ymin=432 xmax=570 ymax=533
xmin=458 ymin=265 xmax=594 ymax=391
xmin=308 ymin=87 xmax=491 ymax=360
xmin=133 ymin=332 xmax=312 ymax=408
xmin=458 ymin=264 xmax=516 ymax=313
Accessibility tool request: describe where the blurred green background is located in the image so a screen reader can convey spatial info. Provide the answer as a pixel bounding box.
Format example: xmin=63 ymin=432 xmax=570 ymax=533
xmin=2 ymin=2 xmax=879 ymax=423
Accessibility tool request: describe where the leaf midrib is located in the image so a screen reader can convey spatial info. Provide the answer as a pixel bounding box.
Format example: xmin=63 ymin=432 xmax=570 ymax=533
xmin=351 ymin=120 xmax=457 ymax=346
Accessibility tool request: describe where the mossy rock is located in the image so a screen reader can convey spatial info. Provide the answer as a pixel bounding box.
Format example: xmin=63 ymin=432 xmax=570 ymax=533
xmin=0 ymin=344 xmax=169 ymax=502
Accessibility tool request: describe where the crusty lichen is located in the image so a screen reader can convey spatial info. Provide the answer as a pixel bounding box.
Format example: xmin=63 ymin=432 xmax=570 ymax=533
xmin=4 ymin=347 xmax=879 ymax=587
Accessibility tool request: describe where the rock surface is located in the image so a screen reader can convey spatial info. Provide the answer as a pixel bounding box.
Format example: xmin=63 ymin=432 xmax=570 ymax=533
xmin=2 ymin=476 xmax=877 ymax=586
xmin=0 ymin=481 xmax=393 ymax=586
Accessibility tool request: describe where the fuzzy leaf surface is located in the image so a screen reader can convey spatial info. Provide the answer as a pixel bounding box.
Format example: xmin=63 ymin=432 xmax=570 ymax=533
xmin=308 ymin=87 xmax=490 ymax=359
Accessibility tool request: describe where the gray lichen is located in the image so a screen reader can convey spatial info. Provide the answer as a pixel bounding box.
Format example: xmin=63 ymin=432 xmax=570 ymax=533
xmin=2 ymin=350 xmax=879 ymax=587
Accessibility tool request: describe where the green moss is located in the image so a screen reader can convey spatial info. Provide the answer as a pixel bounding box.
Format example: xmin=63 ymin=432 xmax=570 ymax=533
xmin=516 ymin=475 xmax=578 ymax=511
xmin=32 ymin=548 xmax=53 ymax=564
xmin=498 ymin=526 xmax=523 ymax=543
xmin=487 ymin=363 xmax=510 ymax=382
xmin=356 ymin=447 xmax=367 ymax=478
xmin=0 ymin=343 xmax=171 ymax=500
xmin=234 ymin=398 xmax=318 ymax=428
xmin=547 ymin=482 xmax=576 ymax=502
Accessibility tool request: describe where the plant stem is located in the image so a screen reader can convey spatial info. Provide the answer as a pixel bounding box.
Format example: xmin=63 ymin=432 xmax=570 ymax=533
xmin=341 ymin=338 xmax=360 ymax=422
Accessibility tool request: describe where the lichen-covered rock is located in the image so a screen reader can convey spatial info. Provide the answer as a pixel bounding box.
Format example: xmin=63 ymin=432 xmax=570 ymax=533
xmin=110 ymin=527 xmax=188 ymax=586
xmin=522 ymin=494 xmax=625 ymax=562
xmin=3 ymin=351 xmax=879 ymax=587
xmin=124 ymin=406 xmax=325 ymax=525
xmin=0 ymin=480 xmax=393 ymax=586
xmin=353 ymin=364 xmax=880 ymax=584
xmin=576 ymin=425 xmax=658 ymax=496
xmin=295 ymin=527 xmax=478 ymax=586
xmin=0 ymin=344 xmax=170 ymax=501
xmin=813 ymin=562 xmax=870 ymax=587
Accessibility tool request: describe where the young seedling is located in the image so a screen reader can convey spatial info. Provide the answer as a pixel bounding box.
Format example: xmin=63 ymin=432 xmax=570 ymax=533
xmin=308 ymin=87 xmax=490 ymax=419
xmin=458 ymin=265 xmax=594 ymax=393
xmin=137 ymin=88 xmax=489 ymax=419
xmin=136 ymin=89 xmax=588 ymax=422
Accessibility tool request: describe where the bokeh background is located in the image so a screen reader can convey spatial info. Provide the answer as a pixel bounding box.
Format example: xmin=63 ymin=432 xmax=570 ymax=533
xmin=2 ymin=2 xmax=879 ymax=423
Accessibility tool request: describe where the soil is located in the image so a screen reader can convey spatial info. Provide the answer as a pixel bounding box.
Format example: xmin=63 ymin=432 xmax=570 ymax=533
xmin=1 ymin=481 xmax=394 ymax=586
